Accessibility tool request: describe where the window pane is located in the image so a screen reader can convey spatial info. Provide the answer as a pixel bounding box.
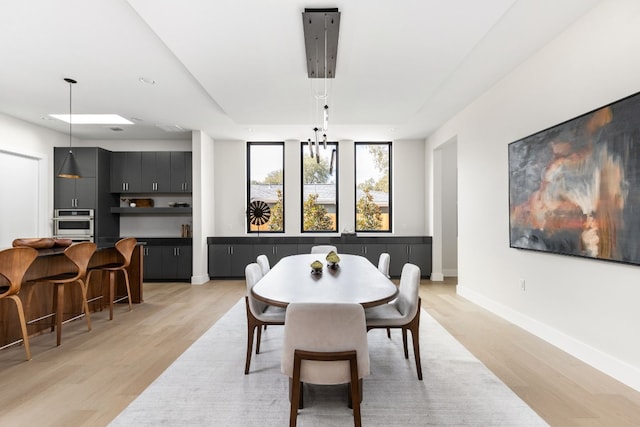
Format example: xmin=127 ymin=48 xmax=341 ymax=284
xmin=355 ymin=142 xmax=391 ymax=232
xmin=247 ymin=142 xmax=284 ymax=233
xmin=301 ymin=141 xmax=338 ymax=232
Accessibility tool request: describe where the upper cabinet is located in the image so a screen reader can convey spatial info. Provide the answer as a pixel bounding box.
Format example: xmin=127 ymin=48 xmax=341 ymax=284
xmin=111 ymin=152 xmax=142 ymax=193
xmin=111 ymin=151 xmax=192 ymax=194
xmin=170 ymin=152 xmax=192 ymax=192
xmin=141 ymin=152 xmax=171 ymax=192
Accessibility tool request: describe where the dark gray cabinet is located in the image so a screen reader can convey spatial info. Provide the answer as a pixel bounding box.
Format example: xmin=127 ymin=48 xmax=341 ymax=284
xmin=141 ymin=240 xmax=192 ymax=281
xmin=54 ymin=176 xmax=96 ymax=208
xmin=253 ymin=243 xmax=298 ymax=266
xmin=386 ymin=243 xmax=431 ymax=277
xmin=170 ymin=152 xmax=192 ymax=192
xmin=209 ymin=243 xmax=253 ymax=278
xmin=208 ymin=236 xmax=432 ymax=278
xmin=111 ymin=151 xmax=142 ymax=193
xmin=53 ymin=147 xmax=119 ymax=238
xmin=143 ymin=245 xmax=164 ymax=280
xmin=111 ymin=151 xmax=191 ymax=194
xmin=340 ymin=243 xmax=386 ymax=266
xmin=141 ymin=152 xmax=171 ymax=192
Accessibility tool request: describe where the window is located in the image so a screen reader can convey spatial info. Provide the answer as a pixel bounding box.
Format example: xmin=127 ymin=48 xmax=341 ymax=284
xmin=301 ymin=140 xmax=338 ymax=232
xmin=355 ymin=142 xmax=391 ymax=232
xmin=247 ymin=142 xmax=284 ymax=233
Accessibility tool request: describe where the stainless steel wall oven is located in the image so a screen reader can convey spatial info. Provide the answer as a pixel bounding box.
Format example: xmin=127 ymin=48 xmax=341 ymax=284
xmin=53 ymin=209 xmax=94 ymax=241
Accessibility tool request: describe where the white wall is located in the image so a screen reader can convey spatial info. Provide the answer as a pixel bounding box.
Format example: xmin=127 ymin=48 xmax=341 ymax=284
xmin=427 ymin=0 xmax=640 ymax=391
xmin=0 ymin=114 xmax=66 ymax=247
xmin=212 ymin=138 xmax=426 ymax=236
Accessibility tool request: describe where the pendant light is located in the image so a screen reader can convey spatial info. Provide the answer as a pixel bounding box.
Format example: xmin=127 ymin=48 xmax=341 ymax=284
xmin=57 ymin=78 xmax=81 ymax=178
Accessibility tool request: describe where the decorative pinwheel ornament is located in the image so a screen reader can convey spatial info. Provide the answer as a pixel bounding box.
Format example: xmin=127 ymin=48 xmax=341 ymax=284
xmin=247 ymin=200 xmax=271 ymax=230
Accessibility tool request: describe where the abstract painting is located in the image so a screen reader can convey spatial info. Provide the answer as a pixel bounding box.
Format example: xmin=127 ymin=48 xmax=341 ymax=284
xmin=509 ymin=91 xmax=640 ymax=265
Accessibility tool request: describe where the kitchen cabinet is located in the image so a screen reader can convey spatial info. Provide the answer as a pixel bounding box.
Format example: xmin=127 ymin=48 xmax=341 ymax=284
xmin=111 ymin=151 xmax=142 ymax=193
xmin=54 ymin=176 xmax=96 ymax=208
xmin=141 ymin=240 xmax=192 ymax=281
xmin=111 ymin=151 xmax=191 ymax=194
xmin=170 ymin=152 xmax=192 ymax=192
xmin=53 ymin=147 xmax=119 ymax=238
xmin=208 ymin=243 xmax=253 ymax=278
xmin=142 ymin=245 xmax=164 ymax=280
xmin=141 ymin=152 xmax=171 ymax=192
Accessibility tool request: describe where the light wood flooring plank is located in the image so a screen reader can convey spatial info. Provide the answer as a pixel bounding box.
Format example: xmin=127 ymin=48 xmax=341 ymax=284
xmin=0 ymin=278 xmax=639 ymax=426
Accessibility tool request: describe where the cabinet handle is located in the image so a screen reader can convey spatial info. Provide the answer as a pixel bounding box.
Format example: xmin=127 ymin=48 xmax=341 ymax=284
xmin=177 ymin=247 xmax=180 ymax=256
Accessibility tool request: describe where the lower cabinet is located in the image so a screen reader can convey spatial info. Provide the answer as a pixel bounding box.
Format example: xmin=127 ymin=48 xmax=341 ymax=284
xmin=340 ymin=243 xmax=386 ymax=267
xmin=143 ymin=242 xmax=192 ymax=281
xmin=386 ymin=243 xmax=431 ymax=277
xmin=207 ymin=237 xmax=432 ymax=279
xmin=209 ymin=244 xmax=254 ymax=278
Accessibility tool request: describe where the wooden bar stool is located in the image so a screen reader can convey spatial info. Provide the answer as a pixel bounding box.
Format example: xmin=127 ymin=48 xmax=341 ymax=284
xmin=29 ymin=242 xmax=96 ymax=346
xmin=0 ymin=247 xmax=38 ymax=360
xmin=87 ymin=237 xmax=136 ymax=320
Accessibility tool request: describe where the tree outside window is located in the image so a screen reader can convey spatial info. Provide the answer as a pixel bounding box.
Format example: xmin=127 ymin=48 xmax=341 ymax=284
xmin=247 ymin=142 xmax=284 ymax=233
xmin=355 ymin=142 xmax=391 ymax=232
xmin=301 ymin=141 xmax=338 ymax=232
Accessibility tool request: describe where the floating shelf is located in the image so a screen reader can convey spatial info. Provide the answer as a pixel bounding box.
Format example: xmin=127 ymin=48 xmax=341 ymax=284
xmin=111 ymin=207 xmax=192 ymax=214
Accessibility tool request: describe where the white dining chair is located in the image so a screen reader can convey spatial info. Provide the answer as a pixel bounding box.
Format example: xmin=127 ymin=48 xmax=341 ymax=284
xmin=377 ymin=252 xmax=390 ymax=278
xmin=256 ymin=254 xmax=270 ymax=275
xmin=365 ymin=263 xmax=423 ymax=380
xmin=310 ymin=245 xmax=338 ymax=254
xmin=244 ymin=263 xmax=285 ymax=374
xmin=282 ymin=302 xmax=369 ymax=427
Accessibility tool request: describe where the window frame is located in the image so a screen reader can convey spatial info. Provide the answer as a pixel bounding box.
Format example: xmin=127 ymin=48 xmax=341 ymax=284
xmin=354 ymin=141 xmax=392 ymax=233
xmin=300 ymin=140 xmax=339 ymax=233
xmin=246 ymin=141 xmax=285 ymax=234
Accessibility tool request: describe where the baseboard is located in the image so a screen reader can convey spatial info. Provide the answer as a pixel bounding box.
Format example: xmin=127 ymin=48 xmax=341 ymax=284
xmin=442 ymin=268 xmax=458 ymax=277
xmin=430 ymin=272 xmax=445 ymax=281
xmin=457 ymin=285 xmax=640 ymax=393
xmin=190 ymin=274 xmax=210 ymax=285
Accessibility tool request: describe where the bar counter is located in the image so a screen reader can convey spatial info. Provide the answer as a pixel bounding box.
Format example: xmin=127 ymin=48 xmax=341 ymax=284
xmin=0 ymin=242 xmax=143 ymax=347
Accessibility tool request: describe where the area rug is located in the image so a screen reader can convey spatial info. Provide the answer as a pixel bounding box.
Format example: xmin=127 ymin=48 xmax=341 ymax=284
xmin=109 ymin=299 xmax=548 ymax=426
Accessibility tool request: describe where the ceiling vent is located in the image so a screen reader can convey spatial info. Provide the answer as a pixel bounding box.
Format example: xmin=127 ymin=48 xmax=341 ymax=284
xmin=156 ymin=124 xmax=186 ymax=133
xmin=302 ymin=8 xmax=340 ymax=78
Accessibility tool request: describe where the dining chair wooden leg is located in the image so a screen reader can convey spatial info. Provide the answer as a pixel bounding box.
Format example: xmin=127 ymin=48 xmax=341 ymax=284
xmin=408 ymin=306 xmax=423 ymax=381
xmin=244 ymin=297 xmax=257 ymax=375
xmin=290 ymin=354 xmax=303 ymax=427
xmin=8 ymin=295 xmax=31 ymax=360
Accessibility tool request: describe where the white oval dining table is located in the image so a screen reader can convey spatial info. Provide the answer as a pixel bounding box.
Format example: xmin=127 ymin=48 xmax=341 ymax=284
xmin=251 ymin=253 xmax=398 ymax=308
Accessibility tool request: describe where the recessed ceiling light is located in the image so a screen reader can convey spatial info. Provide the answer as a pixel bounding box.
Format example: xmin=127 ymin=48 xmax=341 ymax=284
xmin=49 ymin=114 xmax=134 ymax=125
xmin=139 ymin=77 xmax=156 ymax=85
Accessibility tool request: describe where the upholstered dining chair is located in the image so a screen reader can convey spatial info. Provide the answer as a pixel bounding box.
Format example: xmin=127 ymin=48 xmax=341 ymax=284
xmin=87 ymin=237 xmax=136 ymax=320
xmin=29 ymin=241 xmax=96 ymax=346
xmin=0 ymin=246 xmax=38 ymax=360
xmin=282 ymin=302 xmax=369 ymax=427
xmin=365 ymin=263 xmax=423 ymax=380
xmin=377 ymin=252 xmax=390 ymax=278
xmin=310 ymin=245 xmax=338 ymax=254
xmin=256 ymin=254 xmax=270 ymax=275
xmin=244 ymin=262 xmax=285 ymax=374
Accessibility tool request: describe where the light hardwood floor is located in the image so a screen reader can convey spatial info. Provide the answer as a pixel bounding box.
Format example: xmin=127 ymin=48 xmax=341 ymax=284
xmin=0 ymin=278 xmax=639 ymax=426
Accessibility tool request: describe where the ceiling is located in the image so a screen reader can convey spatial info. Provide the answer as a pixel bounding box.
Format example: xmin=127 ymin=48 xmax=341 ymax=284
xmin=0 ymin=0 xmax=599 ymax=142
